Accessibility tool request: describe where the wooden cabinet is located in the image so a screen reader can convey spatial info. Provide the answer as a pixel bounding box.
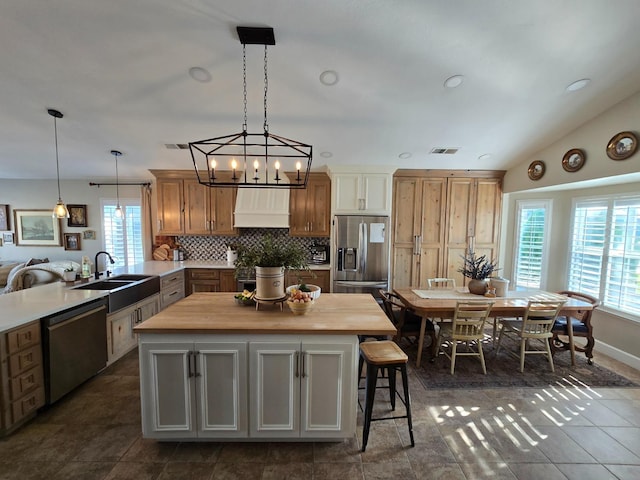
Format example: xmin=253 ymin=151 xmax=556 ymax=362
xmin=107 ymin=294 xmax=160 ymax=365
xmin=333 ymin=173 xmax=391 ymax=214
xmin=286 ymin=269 xmax=330 ymax=293
xmin=160 ymin=270 xmax=185 ymax=310
xmin=185 ymin=269 xmax=220 ymax=295
xmin=139 ymin=334 xmax=355 ymax=440
xmin=139 ymin=340 xmax=248 ymax=439
xmin=220 ymin=269 xmax=237 ymax=292
xmin=0 ymin=321 xmax=45 ymax=435
xmin=249 ymin=337 xmax=355 ymax=439
xmin=156 ymin=177 xmax=184 ymax=235
xmin=288 ymin=172 xmax=331 ymax=237
xmin=392 ymin=171 xmax=503 ymax=289
xmin=152 ymin=170 xmax=238 ymax=236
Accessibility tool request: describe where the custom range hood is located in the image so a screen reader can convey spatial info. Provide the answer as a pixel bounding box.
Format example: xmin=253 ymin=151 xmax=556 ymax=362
xmin=234 ymin=183 xmax=290 ymax=228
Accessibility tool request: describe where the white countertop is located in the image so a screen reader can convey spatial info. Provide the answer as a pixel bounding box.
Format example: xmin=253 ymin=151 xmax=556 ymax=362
xmin=0 ymin=260 xmax=331 ymax=333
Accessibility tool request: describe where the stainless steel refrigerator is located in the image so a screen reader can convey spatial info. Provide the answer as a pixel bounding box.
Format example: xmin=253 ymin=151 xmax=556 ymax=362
xmin=333 ymin=215 xmax=390 ymax=297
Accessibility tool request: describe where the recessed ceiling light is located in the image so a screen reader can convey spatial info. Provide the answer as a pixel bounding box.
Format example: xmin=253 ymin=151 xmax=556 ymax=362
xmin=478 ymin=153 xmax=492 ymax=161
xmin=189 ymin=67 xmax=212 ymax=83
xmin=444 ymin=75 xmax=464 ymax=88
xmin=566 ymin=78 xmax=590 ymax=92
xmin=319 ymin=70 xmax=339 ymax=86
xmin=398 ymin=152 xmax=412 ymax=159
xmin=320 ymin=151 xmax=333 ymax=158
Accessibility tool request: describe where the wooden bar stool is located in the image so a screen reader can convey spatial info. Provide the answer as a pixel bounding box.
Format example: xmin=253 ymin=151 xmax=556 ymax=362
xmin=359 ymin=340 xmax=414 ymax=452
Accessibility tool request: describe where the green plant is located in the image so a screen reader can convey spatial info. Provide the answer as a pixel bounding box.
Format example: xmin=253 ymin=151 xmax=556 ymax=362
xmin=457 ymin=252 xmax=499 ymax=280
xmin=234 ymin=234 xmax=309 ymax=271
xmin=64 ymin=265 xmax=75 ymax=272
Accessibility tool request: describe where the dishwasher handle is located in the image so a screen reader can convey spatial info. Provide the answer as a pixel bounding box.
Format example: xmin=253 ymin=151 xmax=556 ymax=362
xmin=44 ymin=299 xmax=107 ymax=327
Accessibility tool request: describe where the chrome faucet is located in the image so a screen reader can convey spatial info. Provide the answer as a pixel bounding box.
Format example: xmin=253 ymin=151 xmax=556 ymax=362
xmin=94 ymin=251 xmax=115 ymax=279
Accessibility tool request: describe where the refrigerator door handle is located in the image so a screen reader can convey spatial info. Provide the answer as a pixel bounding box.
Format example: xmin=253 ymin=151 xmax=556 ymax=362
xmin=360 ymin=222 xmax=367 ymax=274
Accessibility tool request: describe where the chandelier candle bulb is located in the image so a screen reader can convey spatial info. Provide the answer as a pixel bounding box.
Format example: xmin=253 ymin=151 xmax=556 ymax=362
xmin=253 ymin=159 xmax=260 ymax=180
xmin=210 ymin=158 xmax=216 ymax=180
xmin=274 ymin=160 xmax=280 ymax=181
xmin=231 ymin=159 xmax=238 ymax=180
xmin=296 ymin=161 xmax=301 ymax=182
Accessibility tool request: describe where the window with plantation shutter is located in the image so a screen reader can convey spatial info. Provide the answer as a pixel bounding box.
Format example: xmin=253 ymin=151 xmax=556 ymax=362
xmin=569 ymin=196 xmax=640 ymax=316
xmin=101 ymin=199 xmax=144 ymax=268
xmin=513 ymin=200 xmax=551 ymax=289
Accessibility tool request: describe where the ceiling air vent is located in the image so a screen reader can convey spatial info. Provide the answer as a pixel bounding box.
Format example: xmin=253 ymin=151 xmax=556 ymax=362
xmin=430 ymin=147 xmax=459 ymax=154
xmin=164 ymin=143 xmax=190 ymax=150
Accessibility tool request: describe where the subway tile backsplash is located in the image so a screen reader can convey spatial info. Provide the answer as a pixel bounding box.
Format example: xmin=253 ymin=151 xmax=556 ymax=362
xmin=177 ymin=228 xmax=329 ymax=261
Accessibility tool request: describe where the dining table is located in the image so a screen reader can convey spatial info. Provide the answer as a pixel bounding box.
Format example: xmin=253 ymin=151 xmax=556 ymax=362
xmin=393 ymin=287 xmax=596 ymax=368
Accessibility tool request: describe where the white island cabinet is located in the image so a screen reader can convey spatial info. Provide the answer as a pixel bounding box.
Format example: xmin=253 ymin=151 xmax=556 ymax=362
xmin=134 ymin=293 xmax=395 ymax=442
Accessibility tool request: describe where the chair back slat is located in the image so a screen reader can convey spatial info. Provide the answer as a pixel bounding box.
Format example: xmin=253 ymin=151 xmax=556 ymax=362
xmin=427 ymin=278 xmax=456 ymax=289
xmin=452 ymin=301 xmax=494 ymax=340
xmin=522 ymin=301 xmax=565 ymax=338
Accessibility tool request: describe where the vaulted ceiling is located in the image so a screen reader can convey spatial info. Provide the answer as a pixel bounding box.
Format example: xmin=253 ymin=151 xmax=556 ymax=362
xmin=2 ymin=0 xmax=640 ymax=180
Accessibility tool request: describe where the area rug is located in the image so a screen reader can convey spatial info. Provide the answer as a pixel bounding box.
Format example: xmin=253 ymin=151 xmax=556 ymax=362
xmin=403 ymin=335 xmax=639 ymax=390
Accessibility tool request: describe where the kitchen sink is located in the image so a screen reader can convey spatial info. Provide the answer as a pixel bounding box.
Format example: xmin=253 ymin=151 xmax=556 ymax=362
xmin=72 ymin=275 xmax=160 ymax=313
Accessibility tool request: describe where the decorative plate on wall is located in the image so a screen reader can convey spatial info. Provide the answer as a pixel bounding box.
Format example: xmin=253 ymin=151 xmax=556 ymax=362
xmin=528 ymin=160 xmax=545 ymax=181
xmin=606 ymin=131 xmax=638 ymax=160
xmin=562 ymin=148 xmax=586 ymax=172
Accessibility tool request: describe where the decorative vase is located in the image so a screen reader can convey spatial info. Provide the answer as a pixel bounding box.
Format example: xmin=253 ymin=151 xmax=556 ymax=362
xmin=63 ymin=270 xmax=76 ymax=282
xmin=468 ymin=278 xmax=488 ymax=295
xmin=255 ymin=266 xmax=285 ymax=300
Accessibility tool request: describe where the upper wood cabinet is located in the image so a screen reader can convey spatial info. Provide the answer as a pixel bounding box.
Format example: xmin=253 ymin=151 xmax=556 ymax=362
xmin=332 ymin=173 xmax=391 ymax=215
xmin=156 ymin=177 xmax=184 ymax=235
xmin=152 ymin=170 xmax=237 ymax=236
xmin=288 ymin=172 xmax=331 ymax=237
xmin=391 ymin=170 xmax=503 ymax=289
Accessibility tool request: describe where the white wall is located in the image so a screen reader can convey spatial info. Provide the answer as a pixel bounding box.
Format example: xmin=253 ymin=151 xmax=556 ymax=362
xmin=0 ymin=179 xmax=141 ymax=265
xmin=501 ymin=90 xmax=640 ymax=367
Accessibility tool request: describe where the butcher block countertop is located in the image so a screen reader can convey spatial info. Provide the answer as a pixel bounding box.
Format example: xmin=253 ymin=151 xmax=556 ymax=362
xmin=134 ymin=293 xmax=396 ymax=336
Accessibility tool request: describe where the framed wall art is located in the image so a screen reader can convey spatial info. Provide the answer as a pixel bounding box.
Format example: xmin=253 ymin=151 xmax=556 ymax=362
xmin=606 ymin=131 xmax=638 ymax=160
xmin=63 ymin=232 xmax=81 ymax=251
xmin=83 ymin=229 xmax=96 ymax=240
xmin=14 ymin=210 xmax=62 ymax=246
xmin=67 ymin=204 xmax=87 ymax=227
xmin=0 ymin=204 xmax=9 ymax=231
xmin=527 ymin=160 xmax=545 ymax=181
xmin=562 ymin=149 xmax=585 ymax=172
xmin=3 ymin=232 xmax=14 ymax=245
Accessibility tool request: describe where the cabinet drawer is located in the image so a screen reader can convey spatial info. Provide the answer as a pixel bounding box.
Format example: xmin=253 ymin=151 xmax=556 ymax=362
xmin=10 ymin=365 xmax=43 ymax=401
xmin=8 ymin=344 xmax=42 ymax=377
xmin=161 ymin=286 xmax=185 ymax=309
xmin=188 ymin=269 xmax=220 ymax=280
xmin=7 ymin=322 xmax=40 ymax=354
xmin=11 ymin=387 xmax=44 ymax=425
xmin=161 ymin=271 xmax=184 ymax=289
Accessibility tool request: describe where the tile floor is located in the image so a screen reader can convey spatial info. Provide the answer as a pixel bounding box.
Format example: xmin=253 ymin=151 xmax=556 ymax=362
xmin=1 ymin=348 xmax=639 ymax=480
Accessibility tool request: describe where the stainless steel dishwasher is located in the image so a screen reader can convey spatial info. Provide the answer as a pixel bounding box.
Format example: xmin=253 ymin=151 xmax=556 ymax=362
xmin=41 ymin=298 xmax=108 ymax=404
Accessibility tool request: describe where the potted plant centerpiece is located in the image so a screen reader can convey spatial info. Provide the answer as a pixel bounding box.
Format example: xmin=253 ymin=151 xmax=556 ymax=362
xmin=458 ymin=252 xmax=500 ymax=295
xmin=235 ymin=234 xmax=310 ymax=300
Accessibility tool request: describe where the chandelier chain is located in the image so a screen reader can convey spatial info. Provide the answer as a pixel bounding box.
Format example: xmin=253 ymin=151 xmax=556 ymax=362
xmin=115 ymin=153 xmax=120 ymax=206
xmin=242 ymin=44 xmax=247 ymax=131
xmin=263 ymin=45 xmax=269 ymax=132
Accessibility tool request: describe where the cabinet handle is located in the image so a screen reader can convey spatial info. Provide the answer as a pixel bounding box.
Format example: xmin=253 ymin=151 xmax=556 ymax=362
xmin=301 ymin=351 xmax=307 ymax=378
xmin=294 ymin=351 xmax=300 ymax=378
xmin=187 ymin=351 xmax=194 ymax=378
xmin=158 ymin=219 xmax=163 ymax=231
xmin=194 ymin=351 xmax=201 ymax=377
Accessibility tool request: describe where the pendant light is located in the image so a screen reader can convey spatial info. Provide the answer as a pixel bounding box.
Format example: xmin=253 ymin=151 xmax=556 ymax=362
xmin=111 ymin=150 xmax=123 ymax=218
xmin=189 ymin=26 xmax=312 ymax=189
xmin=48 ymin=109 xmax=70 ymax=218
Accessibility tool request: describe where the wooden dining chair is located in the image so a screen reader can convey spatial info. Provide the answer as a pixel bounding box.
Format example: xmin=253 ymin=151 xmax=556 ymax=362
xmin=496 ymin=300 xmax=565 ymax=373
xmin=427 ymin=278 xmax=456 ymax=289
xmin=551 ymin=291 xmax=600 ymax=365
xmin=378 ymin=290 xmax=437 ymax=350
xmin=435 ymin=300 xmax=494 ymax=374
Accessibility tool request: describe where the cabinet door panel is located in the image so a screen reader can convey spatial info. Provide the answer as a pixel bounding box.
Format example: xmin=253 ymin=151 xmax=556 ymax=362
xmin=157 ymin=179 xmax=184 ymax=234
xmin=309 ymin=178 xmax=331 ymax=236
xmin=249 ymin=342 xmax=299 ymax=437
xmin=184 ymin=179 xmax=210 ymax=234
xmin=197 ymin=343 xmax=247 ymax=437
xmin=474 ymin=178 xmax=502 ymax=247
xmin=392 ymin=246 xmax=416 ymax=289
xmin=333 ymin=174 xmax=361 ymax=212
xmin=140 ymin=343 xmax=196 ymax=438
xmin=300 ymin=341 xmax=355 ymax=438
xmin=210 ymin=182 xmax=237 ymax=235
xmin=362 ymin=174 xmax=390 ymax=213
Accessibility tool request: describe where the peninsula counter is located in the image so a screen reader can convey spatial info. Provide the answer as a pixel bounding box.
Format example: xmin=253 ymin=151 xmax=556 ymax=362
xmin=134 ymin=293 xmax=395 ymax=441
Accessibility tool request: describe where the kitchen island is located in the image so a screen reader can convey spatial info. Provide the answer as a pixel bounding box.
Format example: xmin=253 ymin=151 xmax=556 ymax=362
xmin=134 ymin=293 xmax=395 ymax=441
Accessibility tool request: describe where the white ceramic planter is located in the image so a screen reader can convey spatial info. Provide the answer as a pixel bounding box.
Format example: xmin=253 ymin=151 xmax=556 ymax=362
xmin=255 ymin=266 xmax=285 ymax=300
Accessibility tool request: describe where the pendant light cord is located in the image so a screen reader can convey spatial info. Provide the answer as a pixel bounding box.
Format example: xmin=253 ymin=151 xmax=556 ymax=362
xmin=53 ymin=116 xmax=62 ymax=201
xmin=263 ymin=44 xmax=268 ymax=133
xmin=115 ymin=153 xmax=120 ymax=205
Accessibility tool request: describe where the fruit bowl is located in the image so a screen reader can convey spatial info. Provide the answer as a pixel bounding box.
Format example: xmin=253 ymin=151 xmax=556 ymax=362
xmin=286 ymin=299 xmax=315 ymax=315
xmin=286 ymin=284 xmax=321 ymax=300
xmin=234 ymin=290 xmax=256 ymax=306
